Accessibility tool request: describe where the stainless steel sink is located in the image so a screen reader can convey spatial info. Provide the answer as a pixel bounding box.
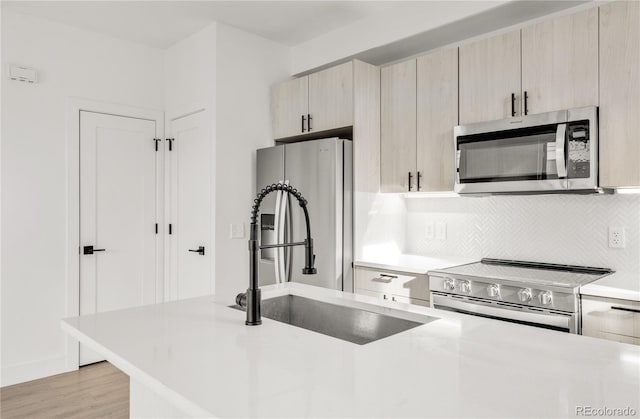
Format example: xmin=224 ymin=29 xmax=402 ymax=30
xmin=230 ymin=294 xmax=436 ymax=344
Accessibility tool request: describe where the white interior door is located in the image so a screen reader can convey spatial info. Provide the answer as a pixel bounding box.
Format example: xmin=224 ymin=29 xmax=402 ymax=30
xmin=167 ymin=110 xmax=212 ymax=300
xmin=79 ymin=111 xmax=159 ymax=365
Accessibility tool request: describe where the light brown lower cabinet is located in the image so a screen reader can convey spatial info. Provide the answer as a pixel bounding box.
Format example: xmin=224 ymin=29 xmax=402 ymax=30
xmin=582 ymin=295 xmax=640 ymax=345
xmin=354 ymin=266 xmax=430 ymax=307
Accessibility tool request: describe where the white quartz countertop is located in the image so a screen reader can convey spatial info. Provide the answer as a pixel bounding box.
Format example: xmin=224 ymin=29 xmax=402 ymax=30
xmin=62 ymin=283 xmax=640 ymax=418
xmin=354 ymin=254 xmax=473 ymax=275
xmin=580 ymin=271 xmax=640 ymax=302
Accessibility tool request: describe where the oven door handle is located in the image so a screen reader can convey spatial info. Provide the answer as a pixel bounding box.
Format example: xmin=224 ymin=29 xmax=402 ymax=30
xmin=431 ymin=293 xmax=575 ymax=333
xmin=555 ymin=123 xmax=567 ymax=178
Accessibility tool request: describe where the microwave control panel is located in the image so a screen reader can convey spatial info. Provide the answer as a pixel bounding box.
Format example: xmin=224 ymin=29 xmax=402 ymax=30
xmin=567 ymin=121 xmax=590 ymax=179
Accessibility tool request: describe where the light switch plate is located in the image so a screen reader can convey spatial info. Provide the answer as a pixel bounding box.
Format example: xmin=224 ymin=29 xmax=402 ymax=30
xmin=436 ymin=222 xmax=447 ymax=241
xmin=425 ymin=222 xmax=435 ymax=240
xmin=230 ymin=223 xmax=245 ymax=239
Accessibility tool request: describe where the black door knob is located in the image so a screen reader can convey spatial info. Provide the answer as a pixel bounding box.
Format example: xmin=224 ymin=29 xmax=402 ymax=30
xmin=83 ymin=245 xmax=106 ymax=255
xmin=188 ymin=246 xmax=205 ymax=256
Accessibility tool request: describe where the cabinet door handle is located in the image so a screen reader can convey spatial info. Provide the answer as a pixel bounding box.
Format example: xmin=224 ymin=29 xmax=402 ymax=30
xmin=372 ymin=274 xmax=397 ymax=283
xmin=307 ymin=114 xmax=312 ymax=131
xmin=511 ymin=93 xmax=516 ymax=117
xmin=417 ymin=171 xmax=422 ymax=191
xmin=611 ymin=306 xmax=640 ymax=314
xmin=301 ymin=115 xmax=306 ymax=132
xmin=524 ymin=91 xmax=529 ymax=115
xmin=408 ymin=172 xmax=413 ymax=191
xmin=392 ymin=296 xmax=397 ymax=302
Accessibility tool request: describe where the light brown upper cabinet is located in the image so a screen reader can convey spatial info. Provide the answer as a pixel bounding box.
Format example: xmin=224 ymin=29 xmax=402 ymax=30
xmin=381 ymin=59 xmax=417 ymax=193
xmin=271 ymin=61 xmax=353 ymax=140
xmin=599 ymin=1 xmax=640 ymax=188
xmin=381 ymin=48 xmax=459 ymax=193
xmin=521 ymin=7 xmax=598 ymax=115
xmin=417 ymin=48 xmax=458 ymax=192
xmin=460 ymin=8 xmax=598 ymax=124
xmin=459 ymin=30 xmax=521 ymax=124
xmin=308 ymin=62 xmax=354 ymax=133
xmin=270 ymin=60 xmax=380 ymax=193
xmin=271 ymin=77 xmax=309 ymax=140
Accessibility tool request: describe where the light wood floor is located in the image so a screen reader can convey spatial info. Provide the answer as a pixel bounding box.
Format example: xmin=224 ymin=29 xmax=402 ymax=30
xmin=0 ymin=362 xmax=129 ymax=419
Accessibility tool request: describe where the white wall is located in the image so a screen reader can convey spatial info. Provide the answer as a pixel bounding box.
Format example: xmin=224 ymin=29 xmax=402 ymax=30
xmin=1 ymin=12 xmax=289 ymax=386
xmin=161 ymin=21 xmax=290 ymax=303
xmin=1 ymin=10 xmax=164 ymax=386
xmin=164 ymin=23 xmax=216 ymax=117
xmin=164 ymin=23 xmax=217 ymax=299
xmin=291 ymin=1 xmax=506 ymax=74
xmin=213 ymin=23 xmax=289 ymax=302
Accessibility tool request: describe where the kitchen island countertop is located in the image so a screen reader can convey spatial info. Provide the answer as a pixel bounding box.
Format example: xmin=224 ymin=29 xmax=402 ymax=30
xmin=62 ymin=283 xmax=640 ymax=418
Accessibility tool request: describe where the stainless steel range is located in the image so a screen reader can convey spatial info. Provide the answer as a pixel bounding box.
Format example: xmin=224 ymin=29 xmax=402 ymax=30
xmin=428 ymin=259 xmax=613 ymax=333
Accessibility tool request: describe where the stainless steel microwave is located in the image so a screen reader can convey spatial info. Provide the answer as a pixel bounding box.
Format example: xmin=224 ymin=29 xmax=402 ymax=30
xmin=454 ymin=106 xmax=598 ymax=194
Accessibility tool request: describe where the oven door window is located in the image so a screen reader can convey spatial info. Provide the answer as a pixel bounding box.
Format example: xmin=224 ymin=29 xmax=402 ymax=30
xmin=458 ymin=125 xmax=561 ymax=184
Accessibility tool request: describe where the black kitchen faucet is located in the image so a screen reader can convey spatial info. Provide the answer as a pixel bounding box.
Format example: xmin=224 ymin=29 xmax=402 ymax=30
xmin=236 ymin=183 xmax=316 ymax=325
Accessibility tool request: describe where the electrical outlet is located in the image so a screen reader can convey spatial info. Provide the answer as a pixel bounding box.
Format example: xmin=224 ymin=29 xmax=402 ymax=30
xmin=425 ymin=222 xmax=435 ymax=240
xmin=608 ymin=226 xmax=626 ymax=249
xmin=230 ymin=223 xmax=245 ymax=239
xmin=436 ymin=222 xmax=447 ymax=241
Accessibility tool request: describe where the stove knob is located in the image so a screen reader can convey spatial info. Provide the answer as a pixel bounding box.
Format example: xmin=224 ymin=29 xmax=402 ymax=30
xmin=518 ymin=288 xmax=532 ymax=303
xmin=460 ymin=280 xmax=471 ymax=294
xmin=487 ymin=284 xmax=500 ymax=298
xmin=539 ymin=291 xmax=553 ymax=305
xmin=443 ymin=278 xmax=455 ymax=291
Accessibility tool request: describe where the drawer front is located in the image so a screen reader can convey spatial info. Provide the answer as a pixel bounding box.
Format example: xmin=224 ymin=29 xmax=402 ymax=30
xmin=356 ymin=288 xmax=394 ymax=302
xmin=392 ymin=294 xmax=430 ymax=308
xmin=356 ymin=288 xmax=429 ymax=307
xmin=355 ymin=267 xmax=430 ymax=300
xmin=582 ymin=295 xmax=640 ymax=343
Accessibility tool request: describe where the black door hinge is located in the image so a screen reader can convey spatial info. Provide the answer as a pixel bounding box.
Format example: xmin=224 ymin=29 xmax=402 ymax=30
xmin=155 ymin=223 xmax=158 ymax=234
xmin=154 ymin=138 xmax=162 ymax=151
xmin=166 ymin=138 xmax=174 ymax=151
xmin=169 ymin=223 xmax=173 ymax=234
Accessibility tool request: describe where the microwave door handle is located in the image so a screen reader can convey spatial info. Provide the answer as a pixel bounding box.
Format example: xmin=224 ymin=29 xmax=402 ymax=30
xmin=555 ymin=123 xmax=567 ymax=178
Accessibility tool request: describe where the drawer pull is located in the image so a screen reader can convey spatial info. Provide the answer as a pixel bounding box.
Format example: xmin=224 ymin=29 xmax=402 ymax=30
xmin=611 ymin=306 xmax=640 ymax=314
xmin=372 ymin=274 xmax=397 ymax=283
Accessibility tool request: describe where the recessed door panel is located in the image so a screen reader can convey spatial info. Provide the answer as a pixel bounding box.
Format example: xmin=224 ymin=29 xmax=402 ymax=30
xmin=79 ymin=111 xmax=158 ymax=365
xmin=167 ymin=110 xmax=212 ymax=300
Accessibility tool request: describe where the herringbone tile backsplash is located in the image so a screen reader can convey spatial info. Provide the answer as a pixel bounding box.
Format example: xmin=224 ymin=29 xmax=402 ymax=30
xmin=357 ymin=193 xmax=640 ymax=278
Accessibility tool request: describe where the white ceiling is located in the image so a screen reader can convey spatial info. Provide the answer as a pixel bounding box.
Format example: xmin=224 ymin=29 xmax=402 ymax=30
xmin=1 ymin=1 xmax=412 ymax=49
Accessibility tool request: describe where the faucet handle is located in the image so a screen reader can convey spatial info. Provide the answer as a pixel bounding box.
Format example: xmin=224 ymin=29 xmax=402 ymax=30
xmin=235 ymin=293 xmax=247 ymax=308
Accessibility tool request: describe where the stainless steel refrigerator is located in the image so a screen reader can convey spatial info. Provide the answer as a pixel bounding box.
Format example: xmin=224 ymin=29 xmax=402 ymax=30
xmin=256 ymin=138 xmax=352 ymax=292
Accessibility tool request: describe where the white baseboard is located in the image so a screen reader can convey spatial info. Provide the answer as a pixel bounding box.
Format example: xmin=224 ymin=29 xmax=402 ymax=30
xmin=1 ymin=355 xmax=74 ymax=387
